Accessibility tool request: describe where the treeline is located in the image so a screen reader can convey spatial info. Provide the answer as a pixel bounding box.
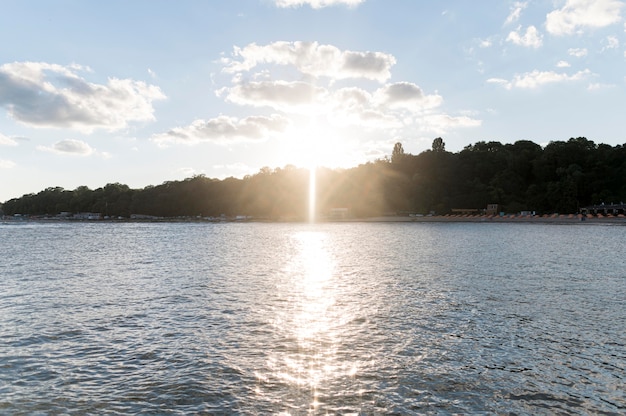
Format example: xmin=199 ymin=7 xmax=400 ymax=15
xmin=2 ymin=137 xmax=625 ymax=218
xmin=385 ymin=136 xmax=625 ymax=215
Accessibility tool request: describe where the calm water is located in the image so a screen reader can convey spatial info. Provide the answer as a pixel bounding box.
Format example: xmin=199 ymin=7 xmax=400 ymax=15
xmin=1 ymin=221 xmax=624 ymax=415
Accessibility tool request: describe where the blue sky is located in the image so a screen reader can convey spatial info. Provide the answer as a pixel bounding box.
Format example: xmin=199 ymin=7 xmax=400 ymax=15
xmin=1 ymin=0 xmax=625 ymax=202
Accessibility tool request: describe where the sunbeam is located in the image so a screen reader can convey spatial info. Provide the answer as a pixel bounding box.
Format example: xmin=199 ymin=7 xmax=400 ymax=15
xmin=309 ymin=165 xmax=316 ymax=223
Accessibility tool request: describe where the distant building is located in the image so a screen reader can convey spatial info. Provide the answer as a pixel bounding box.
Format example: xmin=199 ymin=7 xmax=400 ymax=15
xmin=486 ymin=204 xmax=499 ymax=216
xmin=581 ymin=203 xmax=626 ymax=216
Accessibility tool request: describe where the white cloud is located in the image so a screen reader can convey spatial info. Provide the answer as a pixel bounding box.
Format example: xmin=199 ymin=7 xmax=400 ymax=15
xmin=274 ymin=0 xmax=364 ymax=8
xmin=331 ymin=83 xmax=476 ymax=133
xmin=568 ymin=47 xmax=588 ymax=57
xmin=220 ymin=76 xmax=477 ymax=139
xmin=506 ymin=25 xmax=543 ymax=48
xmin=557 ymin=60 xmax=571 ymax=67
xmin=221 ymin=78 xmax=446 ymax=122
xmin=479 ymin=39 xmax=493 ymax=48
xmin=37 ymin=139 xmax=95 ymax=156
xmin=587 ymin=82 xmax=615 ymax=90
xmin=505 ymin=2 xmax=528 ymax=25
xmin=488 ymin=69 xmax=591 ymax=89
xmin=486 ymin=78 xmax=510 ymax=87
xmin=0 ymin=133 xmax=18 ymax=146
xmin=331 ymin=87 xmax=371 ymax=109
xmin=220 ymin=80 xmax=329 ymax=113
xmin=0 ymin=62 xmax=166 ymax=133
xmin=326 ymin=87 xmax=400 ymax=128
xmin=373 ymin=82 xmax=443 ymax=111
xmin=205 ymin=40 xmax=481 ymax=145
xmin=151 ymin=114 xmax=291 ymax=147
xmin=546 ymin=0 xmax=624 ymax=35
xmin=603 ymin=35 xmax=620 ymax=49
xmin=222 ymin=41 xmax=396 ymax=83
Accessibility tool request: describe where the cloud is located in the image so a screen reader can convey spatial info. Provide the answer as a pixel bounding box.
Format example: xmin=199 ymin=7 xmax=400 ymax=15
xmin=328 ymin=92 xmax=399 ymax=128
xmin=330 ymin=83 xmax=476 ymax=133
xmin=220 ymin=75 xmax=476 ymax=134
xmin=557 ymin=60 xmax=571 ymax=67
xmin=227 ymin=79 xmax=477 ymax=141
xmin=0 ymin=61 xmax=166 ymax=133
xmin=603 ymin=35 xmax=620 ymax=50
xmin=568 ymin=47 xmax=588 ymax=57
xmin=486 ymin=78 xmax=510 ymax=87
xmin=326 ymin=87 xmax=399 ymax=128
xmin=151 ymin=114 xmax=291 ymax=146
xmin=274 ymin=0 xmax=364 ymax=8
xmin=546 ymin=0 xmax=624 ymax=35
xmin=0 ymin=133 xmax=18 ymax=146
xmin=506 ymin=25 xmax=543 ymax=48
xmin=223 ymin=79 xmax=444 ymax=118
xmin=0 ymin=159 xmax=16 ymax=169
xmin=222 ymin=41 xmax=395 ymax=82
xmin=374 ymin=82 xmax=443 ymax=111
xmin=488 ymin=69 xmax=591 ymax=89
xmin=201 ymin=40 xmax=480 ymax=146
xmin=37 ymin=139 xmax=95 ymax=156
xmin=587 ymin=82 xmax=615 ymax=90
xmin=220 ymin=80 xmax=329 ymax=113
xmin=505 ymin=2 xmax=528 ymax=25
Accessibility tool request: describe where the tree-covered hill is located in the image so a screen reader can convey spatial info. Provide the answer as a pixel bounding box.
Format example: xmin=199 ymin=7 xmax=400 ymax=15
xmin=2 ymin=137 xmax=625 ymax=219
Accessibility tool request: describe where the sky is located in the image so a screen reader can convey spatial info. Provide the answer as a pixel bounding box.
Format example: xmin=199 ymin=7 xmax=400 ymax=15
xmin=1 ymin=0 xmax=625 ymax=202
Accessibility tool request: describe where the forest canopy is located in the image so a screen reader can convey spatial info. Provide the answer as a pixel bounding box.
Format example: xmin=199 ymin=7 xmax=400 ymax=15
xmin=2 ymin=137 xmax=625 ymax=219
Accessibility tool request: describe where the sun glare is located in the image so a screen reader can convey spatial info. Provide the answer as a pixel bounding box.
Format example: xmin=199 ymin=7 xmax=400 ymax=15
xmin=283 ymin=116 xmax=355 ymax=223
xmin=308 ymin=166 xmax=316 ymax=223
xmin=284 ymin=116 xmax=354 ymax=171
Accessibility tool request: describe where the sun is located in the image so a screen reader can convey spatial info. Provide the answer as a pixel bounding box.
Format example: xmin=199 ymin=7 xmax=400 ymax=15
xmin=280 ymin=116 xmax=351 ymax=222
xmin=283 ymin=116 xmax=354 ymax=170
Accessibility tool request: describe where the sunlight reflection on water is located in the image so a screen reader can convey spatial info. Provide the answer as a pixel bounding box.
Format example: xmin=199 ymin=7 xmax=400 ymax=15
xmin=263 ymin=231 xmax=358 ymax=413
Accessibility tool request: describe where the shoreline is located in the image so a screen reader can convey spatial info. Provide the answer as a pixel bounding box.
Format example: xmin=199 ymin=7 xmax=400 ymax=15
xmin=328 ymin=214 xmax=626 ymax=225
xmin=3 ymin=214 xmax=626 ymax=225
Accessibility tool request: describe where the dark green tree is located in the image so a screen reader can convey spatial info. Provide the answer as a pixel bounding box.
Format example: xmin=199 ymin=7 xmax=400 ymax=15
xmin=432 ymin=137 xmax=445 ymax=153
xmin=391 ymin=142 xmax=405 ymax=164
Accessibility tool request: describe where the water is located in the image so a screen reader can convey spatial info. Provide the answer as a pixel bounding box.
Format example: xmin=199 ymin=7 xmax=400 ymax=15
xmin=1 ymin=221 xmax=624 ymax=415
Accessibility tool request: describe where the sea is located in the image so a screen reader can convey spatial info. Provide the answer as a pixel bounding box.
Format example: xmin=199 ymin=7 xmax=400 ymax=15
xmin=1 ymin=221 xmax=624 ymax=415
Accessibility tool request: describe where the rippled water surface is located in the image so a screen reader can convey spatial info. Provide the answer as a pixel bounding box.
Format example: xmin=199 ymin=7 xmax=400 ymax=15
xmin=1 ymin=221 xmax=625 ymax=414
